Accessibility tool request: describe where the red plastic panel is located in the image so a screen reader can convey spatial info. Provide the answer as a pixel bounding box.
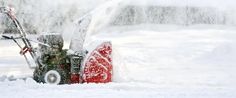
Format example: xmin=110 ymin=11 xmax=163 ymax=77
xmin=82 ymin=42 xmax=112 ymax=83
xmin=70 ymin=74 xmax=80 ymax=84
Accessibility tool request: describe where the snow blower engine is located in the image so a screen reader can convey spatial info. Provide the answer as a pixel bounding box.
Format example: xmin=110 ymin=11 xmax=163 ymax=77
xmin=34 ymin=34 xmax=112 ymax=85
xmin=33 ymin=34 xmax=83 ymax=84
xmin=1 ymin=7 xmax=113 ymax=84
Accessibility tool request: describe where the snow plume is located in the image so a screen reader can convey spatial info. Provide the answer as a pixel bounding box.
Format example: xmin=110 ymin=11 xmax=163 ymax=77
xmin=80 ymin=0 xmax=236 ymax=84
xmin=1 ymin=0 xmax=236 ymax=38
xmin=112 ymin=0 xmax=236 ymax=26
xmin=72 ymin=0 xmax=236 ymax=41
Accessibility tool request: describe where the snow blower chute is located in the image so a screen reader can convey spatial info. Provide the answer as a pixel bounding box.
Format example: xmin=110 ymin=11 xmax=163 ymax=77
xmin=0 ymin=7 xmax=112 ymax=84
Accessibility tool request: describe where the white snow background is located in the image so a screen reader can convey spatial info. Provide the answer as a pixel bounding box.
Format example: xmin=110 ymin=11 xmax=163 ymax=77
xmin=1 ymin=0 xmax=236 ymax=98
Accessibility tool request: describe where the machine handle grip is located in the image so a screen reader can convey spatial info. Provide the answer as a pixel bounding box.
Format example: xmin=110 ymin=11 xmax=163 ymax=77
xmin=2 ymin=35 xmax=12 ymax=39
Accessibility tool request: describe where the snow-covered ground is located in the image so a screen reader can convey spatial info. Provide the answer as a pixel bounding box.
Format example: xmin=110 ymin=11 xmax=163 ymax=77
xmin=1 ymin=26 xmax=236 ymax=98
xmin=1 ymin=0 xmax=236 ymax=98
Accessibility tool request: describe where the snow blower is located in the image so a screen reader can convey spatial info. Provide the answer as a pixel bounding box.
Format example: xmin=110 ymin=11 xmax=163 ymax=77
xmin=0 ymin=7 xmax=112 ymax=84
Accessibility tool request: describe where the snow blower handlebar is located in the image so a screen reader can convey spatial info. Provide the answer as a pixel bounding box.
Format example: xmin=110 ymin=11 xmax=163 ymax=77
xmin=2 ymin=35 xmax=22 ymax=39
xmin=1 ymin=34 xmax=51 ymax=69
xmin=1 ymin=6 xmax=38 ymax=69
xmin=1 ymin=35 xmax=34 ymax=69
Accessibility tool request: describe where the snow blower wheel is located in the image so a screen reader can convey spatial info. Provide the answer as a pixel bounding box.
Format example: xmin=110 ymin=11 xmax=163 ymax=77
xmin=44 ymin=70 xmax=61 ymax=85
